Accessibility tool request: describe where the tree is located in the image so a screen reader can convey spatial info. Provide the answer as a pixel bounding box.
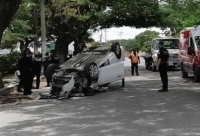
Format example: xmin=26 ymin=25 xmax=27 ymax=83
xmin=134 ymin=30 xmax=159 ymax=52
xmin=98 ymin=0 xmax=162 ymax=28
xmin=160 ymin=0 xmax=200 ymax=36
xmin=0 ymin=0 xmax=22 ymax=42
xmin=1 ymin=0 xmax=35 ymax=51
xmin=123 ymin=30 xmax=159 ymax=52
xmin=44 ymin=0 xmax=106 ymax=62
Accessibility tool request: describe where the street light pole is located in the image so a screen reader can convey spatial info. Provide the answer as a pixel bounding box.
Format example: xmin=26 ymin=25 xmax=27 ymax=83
xmin=40 ymin=0 xmax=47 ymax=58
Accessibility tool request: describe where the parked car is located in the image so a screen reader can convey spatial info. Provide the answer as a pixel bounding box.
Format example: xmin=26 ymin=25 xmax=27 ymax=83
xmin=43 ymin=42 xmax=125 ymax=98
xmin=143 ymin=37 xmax=180 ymax=71
xmin=179 ymin=26 xmax=200 ymax=82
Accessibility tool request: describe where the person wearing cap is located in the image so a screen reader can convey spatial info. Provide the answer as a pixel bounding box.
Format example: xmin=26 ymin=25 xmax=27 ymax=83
xmin=18 ymin=48 xmax=34 ymax=95
xmin=157 ymin=41 xmax=169 ymax=92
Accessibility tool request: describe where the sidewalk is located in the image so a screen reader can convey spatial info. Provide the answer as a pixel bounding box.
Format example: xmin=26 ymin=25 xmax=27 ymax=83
xmin=0 ymin=75 xmax=45 ymax=96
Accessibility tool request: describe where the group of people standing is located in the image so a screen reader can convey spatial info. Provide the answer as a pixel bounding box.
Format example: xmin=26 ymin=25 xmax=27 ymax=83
xmin=17 ymin=48 xmax=58 ymax=95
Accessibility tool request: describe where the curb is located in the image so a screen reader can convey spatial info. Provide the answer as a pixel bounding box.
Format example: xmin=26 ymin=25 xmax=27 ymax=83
xmin=0 ymin=76 xmax=45 ymax=96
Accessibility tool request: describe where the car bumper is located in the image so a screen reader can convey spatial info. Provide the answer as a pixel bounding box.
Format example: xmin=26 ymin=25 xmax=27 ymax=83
xmin=168 ymin=60 xmax=180 ymax=67
xmin=51 ymin=76 xmax=75 ymax=96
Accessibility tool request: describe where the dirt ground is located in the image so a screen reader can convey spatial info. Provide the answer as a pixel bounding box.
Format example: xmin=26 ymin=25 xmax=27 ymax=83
xmin=0 ymin=79 xmax=48 ymax=105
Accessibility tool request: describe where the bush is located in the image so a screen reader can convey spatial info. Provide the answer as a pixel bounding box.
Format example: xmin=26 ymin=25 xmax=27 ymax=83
xmin=0 ymin=52 xmax=20 ymax=75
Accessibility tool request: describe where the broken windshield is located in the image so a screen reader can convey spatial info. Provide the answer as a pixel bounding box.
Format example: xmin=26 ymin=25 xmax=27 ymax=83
xmin=154 ymin=39 xmax=179 ymax=50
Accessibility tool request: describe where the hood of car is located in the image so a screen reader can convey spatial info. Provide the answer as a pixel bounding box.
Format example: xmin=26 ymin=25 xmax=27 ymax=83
xmin=60 ymin=52 xmax=108 ymax=70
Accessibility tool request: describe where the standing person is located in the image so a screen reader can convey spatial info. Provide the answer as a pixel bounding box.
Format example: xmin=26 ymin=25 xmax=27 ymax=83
xmin=18 ymin=48 xmax=34 ymax=95
xmin=129 ymin=50 xmax=140 ymax=76
xmin=33 ymin=53 xmax=42 ymax=89
xmin=157 ymin=41 xmax=169 ymax=92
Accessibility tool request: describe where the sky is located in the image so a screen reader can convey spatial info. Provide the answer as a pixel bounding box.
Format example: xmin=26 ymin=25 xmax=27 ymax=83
xmin=91 ymin=27 xmax=163 ymax=42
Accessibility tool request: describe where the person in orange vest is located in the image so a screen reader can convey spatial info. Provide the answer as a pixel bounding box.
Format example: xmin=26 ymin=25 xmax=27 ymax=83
xmin=129 ymin=50 xmax=140 ymax=76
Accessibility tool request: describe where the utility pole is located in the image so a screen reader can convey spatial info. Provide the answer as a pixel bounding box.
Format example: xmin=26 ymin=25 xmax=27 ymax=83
xmin=100 ymin=29 xmax=103 ymax=46
xmin=34 ymin=5 xmax=39 ymax=54
xmin=104 ymin=29 xmax=107 ymax=42
xmin=118 ymin=32 xmax=123 ymax=45
xmin=40 ymin=0 xmax=47 ymax=58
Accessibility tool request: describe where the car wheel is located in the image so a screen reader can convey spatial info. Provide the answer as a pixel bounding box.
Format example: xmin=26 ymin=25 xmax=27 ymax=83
xmin=122 ymin=78 xmax=125 ymax=87
xmin=111 ymin=42 xmax=121 ymax=59
xmin=181 ymin=64 xmax=188 ymax=78
xmin=84 ymin=62 xmax=99 ymax=81
xmin=145 ymin=60 xmax=149 ymax=70
xmin=77 ymin=43 xmax=86 ymax=53
xmin=82 ymin=87 xmax=95 ymax=96
xmin=46 ymin=64 xmax=60 ymax=80
xmin=194 ymin=66 xmax=200 ymax=82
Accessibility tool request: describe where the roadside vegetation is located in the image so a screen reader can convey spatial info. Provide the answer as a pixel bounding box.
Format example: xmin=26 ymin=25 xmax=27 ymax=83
xmin=0 ymin=0 xmax=200 ymax=75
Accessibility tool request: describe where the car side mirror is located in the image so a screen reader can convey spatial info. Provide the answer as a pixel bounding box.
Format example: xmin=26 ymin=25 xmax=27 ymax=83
xmin=188 ymin=47 xmax=195 ymax=55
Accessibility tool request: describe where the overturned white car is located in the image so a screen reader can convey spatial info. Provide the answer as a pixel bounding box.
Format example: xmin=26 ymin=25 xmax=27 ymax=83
xmin=45 ymin=42 xmax=125 ymax=98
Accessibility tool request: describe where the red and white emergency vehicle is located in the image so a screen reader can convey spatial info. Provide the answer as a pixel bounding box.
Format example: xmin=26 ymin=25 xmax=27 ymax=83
xmin=179 ymin=26 xmax=200 ymax=82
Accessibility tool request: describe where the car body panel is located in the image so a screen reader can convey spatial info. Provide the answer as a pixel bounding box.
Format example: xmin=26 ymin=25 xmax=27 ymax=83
xmin=51 ymin=45 xmax=125 ymax=93
xmin=98 ymin=61 xmax=125 ymax=85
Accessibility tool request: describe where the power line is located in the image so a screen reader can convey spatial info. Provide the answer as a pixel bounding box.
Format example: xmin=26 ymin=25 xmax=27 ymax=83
xmin=104 ymin=29 xmax=107 ymax=42
xmin=100 ymin=29 xmax=103 ymax=45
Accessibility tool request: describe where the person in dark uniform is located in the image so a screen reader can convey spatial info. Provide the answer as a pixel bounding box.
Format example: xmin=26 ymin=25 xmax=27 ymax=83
xmin=33 ymin=53 xmax=42 ymax=89
xmin=157 ymin=41 xmax=169 ymax=92
xmin=18 ymin=49 xmax=34 ymax=95
xmin=44 ymin=50 xmax=59 ymax=87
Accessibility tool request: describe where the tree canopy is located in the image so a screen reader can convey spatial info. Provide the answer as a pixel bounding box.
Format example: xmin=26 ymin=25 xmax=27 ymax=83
xmin=1 ymin=0 xmax=200 ymax=54
xmin=116 ymin=30 xmax=159 ymax=52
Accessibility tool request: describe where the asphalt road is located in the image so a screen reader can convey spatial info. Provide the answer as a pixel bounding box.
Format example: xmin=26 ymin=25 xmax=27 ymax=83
xmin=1 ymin=58 xmax=200 ymax=136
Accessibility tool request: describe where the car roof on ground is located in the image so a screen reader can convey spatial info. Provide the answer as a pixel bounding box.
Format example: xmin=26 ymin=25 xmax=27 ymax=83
xmin=153 ymin=37 xmax=179 ymax=40
xmin=94 ymin=46 xmax=110 ymax=50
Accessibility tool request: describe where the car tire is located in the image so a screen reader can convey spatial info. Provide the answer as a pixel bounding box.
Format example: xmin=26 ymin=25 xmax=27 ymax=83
xmin=145 ymin=60 xmax=149 ymax=70
xmin=84 ymin=62 xmax=99 ymax=82
xmin=122 ymin=78 xmax=125 ymax=87
xmin=77 ymin=43 xmax=86 ymax=53
xmin=111 ymin=42 xmax=121 ymax=59
xmin=194 ymin=66 xmax=200 ymax=82
xmin=82 ymin=87 xmax=95 ymax=96
xmin=181 ymin=64 xmax=188 ymax=78
xmin=45 ymin=64 xmax=59 ymax=80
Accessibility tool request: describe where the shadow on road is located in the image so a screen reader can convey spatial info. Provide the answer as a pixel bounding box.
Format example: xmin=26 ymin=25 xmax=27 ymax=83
xmin=1 ymin=69 xmax=200 ymax=136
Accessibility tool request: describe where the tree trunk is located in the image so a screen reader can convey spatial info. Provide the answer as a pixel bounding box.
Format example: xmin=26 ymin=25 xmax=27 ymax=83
xmin=0 ymin=0 xmax=22 ymax=88
xmin=55 ymin=34 xmax=71 ymax=64
xmin=0 ymin=0 xmax=22 ymax=42
xmin=0 ymin=72 xmax=3 ymax=89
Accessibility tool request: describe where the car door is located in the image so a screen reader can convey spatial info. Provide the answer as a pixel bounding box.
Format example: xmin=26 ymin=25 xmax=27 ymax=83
xmin=187 ymin=37 xmax=196 ymax=72
xmin=98 ymin=61 xmax=125 ymax=85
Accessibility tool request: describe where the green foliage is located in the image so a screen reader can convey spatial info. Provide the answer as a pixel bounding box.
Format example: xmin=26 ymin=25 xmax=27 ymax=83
xmin=1 ymin=0 xmax=35 ymax=50
xmin=0 ymin=52 xmax=20 ymax=75
xmin=160 ymin=0 xmax=200 ymax=35
xmin=90 ymin=42 xmax=100 ymax=47
xmin=121 ymin=30 xmax=159 ymax=52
